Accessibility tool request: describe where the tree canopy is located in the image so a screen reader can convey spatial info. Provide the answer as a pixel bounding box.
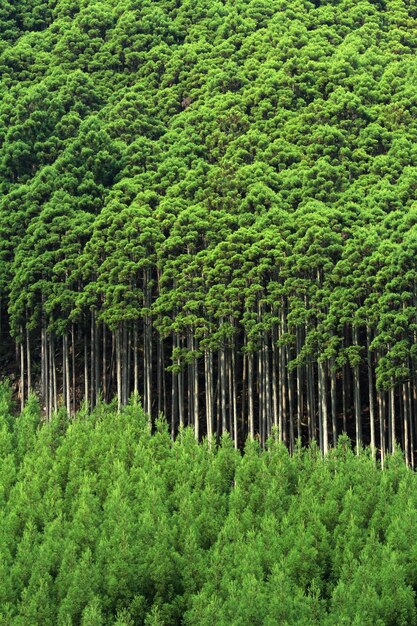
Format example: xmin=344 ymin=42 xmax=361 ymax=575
xmin=1 ymin=0 xmax=417 ymax=459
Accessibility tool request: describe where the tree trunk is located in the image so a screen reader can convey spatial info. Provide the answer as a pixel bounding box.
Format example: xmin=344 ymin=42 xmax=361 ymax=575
xmin=232 ymin=345 xmax=237 ymax=448
xmin=205 ymin=347 xmax=213 ymax=442
xmin=220 ymin=342 xmax=226 ymax=435
xmin=90 ymin=310 xmax=95 ymax=408
xmin=287 ymin=343 xmax=294 ymax=453
xmin=330 ymin=359 xmax=337 ymax=447
xmin=171 ymin=334 xmax=177 ymax=438
xmin=272 ymin=326 xmax=278 ymax=431
xmin=26 ymin=325 xmax=31 ymax=397
xmin=296 ymin=326 xmax=303 ymax=442
xmin=116 ymin=327 xmax=122 ymax=412
xmin=248 ymin=350 xmax=254 ymax=438
xmin=194 ymin=336 xmax=199 ymax=441
xmin=366 ymin=326 xmax=375 ymax=458
xmin=403 ymin=382 xmax=409 ymax=466
xmin=19 ymin=336 xmax=24 ymax=412
xmin=71 ymin=324 xmax=76 ymax=412
xmin=352 ymin=326 xmax=361 ymax=453
xmin=318 ymin=359 xmax=328 ymax=455
xmin=389 ymin=382 xmax=396 ymax=453
xmin=133 ymin=321 xmax=138 ymax=397
xmin=63 ymin=333 xmax=70 ymax=415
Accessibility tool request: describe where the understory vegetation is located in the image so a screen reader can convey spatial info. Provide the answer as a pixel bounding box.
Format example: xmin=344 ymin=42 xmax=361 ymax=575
xmin=1 ymin=0 xmax=417 ymax=459
xmin=1 ymin=385 xmax=417 ymax=625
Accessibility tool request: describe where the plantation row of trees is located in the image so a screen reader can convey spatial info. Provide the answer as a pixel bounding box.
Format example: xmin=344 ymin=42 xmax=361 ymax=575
xmin=1 ymin=0 xmax=417 ymax=457
xmin=1 ymin=385 xmax=417 ymax=625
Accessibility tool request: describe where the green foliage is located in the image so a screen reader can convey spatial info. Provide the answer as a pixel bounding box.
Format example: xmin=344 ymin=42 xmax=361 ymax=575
xmin=1 ymin=0 xmax=417 ymax=391
xmin=1 ymin=2 xmax=417 ymax=619
xmin=0 ymin=396 xmax=417 ymax=624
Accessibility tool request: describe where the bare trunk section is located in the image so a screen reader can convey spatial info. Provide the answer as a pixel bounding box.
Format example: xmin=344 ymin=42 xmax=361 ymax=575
xmin=26 ymin=325 xmax=31 ymax=397
xmin=63 ymin=333 xmax=70 ymax=415
xmin=318 ymin=359 xmax=328 ymax=455
xmin=19 ymin=334 xmax=24 ymax=412
xmin=330 ymin=359 xmax=337 ymax=447
xmin=296 ymin=326 xmax=303 ymax=442
xmin=116 ymin=327 xmax=122 ymax=412
xmin=366 ymin=327 xmax=375 ymax=458
xmin=219 ymin=342 xmax=226 ymax=435
xmin=248 ymin=350 xmax=254 ymax=438
xmin=71 ymin=324 xmax=76 ymax=412
xmin=194 ymin=340 xmax=199 ymax=441
xmin=133 ymin=321 xmax=138 ymax=397
xmin=287 ymin=343 xmax=294 ymax=453
xmin=205 ymin=347 xmax=213 ymax=443
xmin=84 ymin=330 xmax=89 ymax=409
xmin=389 ymin=382 xmax=395 ymax=453
xmin=352 ymin=326 xmax=361 ymax=453
xmin=102 ymin=322 xmax=107 ymax=402
xmin=232 ymin=346 xmax=238 ymax=448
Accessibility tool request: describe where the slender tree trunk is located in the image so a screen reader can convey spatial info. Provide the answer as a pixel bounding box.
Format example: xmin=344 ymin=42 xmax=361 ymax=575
xmin=220 ymin=342 xmax=226 ymax=435
xmin=241 ymin=346 xmax=247 ymax=439
xmin=102 ymin=322 xmax=107 ymax=403
xmin=296 ymin=326 xmax=303 ymax=442
xmin=377 ymin=389 xmax=383 ymax=468
xmin=408 ymin=379 xmax=414 ymax=469
xmin=48 ymin=334 xmax=53 ymax=420
xmin=19 ymin=335 xmax=24 ymax=412
xmin=26 ymin=325 xmax=31 ymax=397
xmin=162 ymin=338 xmax=167 ymax=419
xmin=133 ymin=321 xmax=138 ymax=396
xmin=265 ymin=333 xmax=272 ymax=440
xmin=178 ymin=335 xmax=184 ymax=429
xmin=95 ymin=319 xmax=100 ymax=402
xmin=41 ymin=321 xmax=48 ymax=416
xmin=353 ymin=326 xmax=361 ymax=453
xmin=204 ymin=348 xmax=213 ymax=442
xmin=109 ymin=331 xmax=115 ymax=404
xmin=171 ymin=335 xmax=177 ymax=438
xmin=287 ymin=343 xmax=294 ymax=453
xmin=258 ymin=342 xmax=264 ymax=446
xmin=122 ymin=322 xmax=128 ymax=406
xmin=194 ymin=345 xmax=199 ymax=441
xmin=157 ymin=335 xmax=162 ymax=415
xmin=389 ymin=382 xmax=396 ymax=453
xmin=187 ymin=330 xmax=192 ymax=428
xmin=318 ymin=359 xmax=328 ymax=454
xmin=84 ymin=331 xmax=88 ymax=408
xmin=366 ymin=326 xmax=375 ymax=458
xmin=41 ymin=327 xmax=44 ymax=405
xmin=377 ymin=388 xmax=385 ymax=469
xmin=52 ymin=334 xmax=57 ymax=413
xmin=232 ymin=345 xmax=237 ymax=448
xmin=403 ymin=381 xmax=409 ymax=466
xmin=307 ymin=361 xmax=314 ymax=443
xmin=248 ymin=350 xmax=254 ymax=438
xmin=279 ymin=308 xmax=287 ymax=443
xmin=330 ymin=359 xmax=337 ymax=447
xmin=342 ymin=364 xmax=347 ymax=434
xmin=63 ymin=333 xmax=70 ymax=415
xmin=71 ymin=324 xmax=76 ymax=413
xmin=116 ymin=327 xmax=122 ymax=412
xmin=90 ymin=310 xmax=95 ymax=408
xmin=272 ymin=327 xmax=278 ymax=431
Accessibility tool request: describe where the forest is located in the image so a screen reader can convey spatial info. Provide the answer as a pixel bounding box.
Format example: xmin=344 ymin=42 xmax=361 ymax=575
xmin=1 ymin=384 xmax=417 ymax=625
xmin=1 ymin=0 xmax=417 ymax=460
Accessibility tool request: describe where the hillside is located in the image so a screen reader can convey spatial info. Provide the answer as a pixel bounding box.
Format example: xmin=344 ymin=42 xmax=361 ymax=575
xmin=1 ymin=0 xmax=417 ymax=456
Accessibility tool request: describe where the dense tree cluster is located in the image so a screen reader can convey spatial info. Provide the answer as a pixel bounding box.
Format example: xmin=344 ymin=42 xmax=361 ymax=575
xmin=0 ymin=385 xmax=417 ymax=625
xmin=1 ymin=0 xmax=417 ymax=457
